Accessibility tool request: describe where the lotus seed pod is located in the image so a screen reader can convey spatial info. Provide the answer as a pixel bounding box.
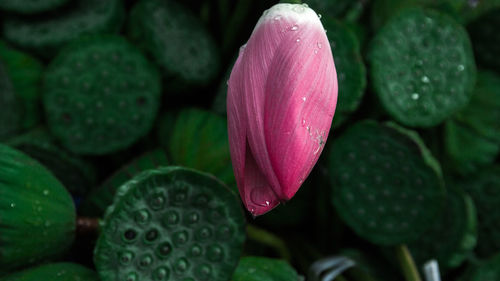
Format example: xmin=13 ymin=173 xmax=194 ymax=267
xmin=43 ymin=35 xmax=162 ymax=155
xmin=94 ymin=167 xmax=246 ymax=281
xmin=0 ymin=144 xmax=76 ymax=272
xmin=0 ymin=0 xmax=70 ymax=15
xmin=458 ymin=165 xmax=500 ymax=258
xmin=161 ymin=108 xmax=235 ymax=190
xmin=80 ymin=149 xmax=168 ymax=216
xmin=129 ymin=0 xmax=220 ymax=92
xmin=328 ymin=120 xmax=445 ymax=245
xmin=408 ymin=186 xmax=477 ymax=270
xmin=6 ymin=127 xmax=96 ymax=196
xmin=2 ymin=263 xmax=99 ymax=281
xmin=232 ymin=257 xmax=299 ymax=281
xmin=0 ymin=61 xmax=22 ymax=140
xmin=445 ymin=71 xmax=500 ymax=175
xmin=323 ymin=18 xmax=366 ymax=126
xmin=0 ymin=40 xmax=43 ymax=130
xmin=368 ymin=8 xmax=476 ymax=127
xmin=2 ymin=0 xmax=125 ymax=58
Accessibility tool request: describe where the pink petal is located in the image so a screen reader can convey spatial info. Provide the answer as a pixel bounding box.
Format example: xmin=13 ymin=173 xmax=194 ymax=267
xmin=227 ymin=3 xmax=337 ymax=215
xmin=227 ymin=46 xmax=280 ymax=216
xmin=263 ymin=17 xmax=337 ymax=200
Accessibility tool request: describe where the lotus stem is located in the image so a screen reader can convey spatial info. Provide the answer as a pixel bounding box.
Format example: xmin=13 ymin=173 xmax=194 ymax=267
xmin=396 ymin=245 xmax=422 ymax=281
xmin=246 ymin=224 xmax=292 ymax=262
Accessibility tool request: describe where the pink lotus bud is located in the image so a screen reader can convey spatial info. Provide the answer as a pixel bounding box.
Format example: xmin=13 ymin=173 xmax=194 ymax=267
xmin=227 ymin=3 xmax=338 ymax=216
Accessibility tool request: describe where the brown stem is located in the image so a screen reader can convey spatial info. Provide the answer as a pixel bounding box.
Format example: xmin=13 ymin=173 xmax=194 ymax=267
xmin=76 ymin=217 xmax=100 ymax=237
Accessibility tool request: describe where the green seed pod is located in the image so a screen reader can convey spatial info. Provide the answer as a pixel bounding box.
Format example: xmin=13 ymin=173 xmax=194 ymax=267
xmin=43 ymin=35 xmax=162 ymax=155
xmin=80 ymin=149 xmax=168 ymax=217
xmin=328 ymin=120 xmax=445 ymax=245
xmin=458 ymin=165 xmax=500 ymax=258
xmin=0 ymin=41 xmax=43 ymax=130
xmin=6 ymin=127 xmax=96 ymax=196
xmin=2 ymin=0 xmax=125 ymax=58
xmin=129 ymin=0 xmax=220 ymax=92
xmin=0 ymin=144 xmax=76 ymax=272
xmin=160 ymin=108 xmax=235 ymax=190
xmin=322 ymin=18 xmax=366 ymax=127
xmin=0 ymin=0 xmax=70 ymax=15
xmin=232 ymin=257 xmax=299 ymax=281
xmin=0 ymin=61 xmax=22 ymax=140
xmin=2 ymin=263 xmax=98 ymax=281
xmin=368 ymin=8 xmax=476 ymax=127
xmin=445 ymin=71 xmax=500 ymax=175
xmin=94 ymin=167 xmax=246 ymax=281
xmin=408 ymin=186 xmax=477 ymax=270
xmin=468 ymin=8 xmax=500 ymax=74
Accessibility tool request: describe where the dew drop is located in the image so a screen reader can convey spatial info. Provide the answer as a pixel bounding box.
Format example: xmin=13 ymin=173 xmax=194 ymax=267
xmin=318 ymin=14 xmax=322 ymax=19
xmin=43 ymin=190 xmax=49 ymax=196
xmin=302 ymin=119 xmax=306 ymax=126
xmin=293 ymin=5 xmax=305 ymax=13
xmin=296 ymin=38 xmax=301 ymax=43
xmin=274 ymin=15 xmax=282 ymax=21
xmin=317 ymin=42 xmax=323 ymax=49
xmin=457 ymin=64 xmax=465 ymax=71
xmin=302 ymin=96 xmax=306 ymax=102
xmin=421 ymin=76 xmax=430 ymax=83
xmin=314 ymin=49 xmax=318 ymax=54
xmin=290 ymin=25 xmax=299 ymax=31
xmin=411 ymin=93 xmax=420 ymax=100
xmin=250 ymin=188 xmax=272 ymax=207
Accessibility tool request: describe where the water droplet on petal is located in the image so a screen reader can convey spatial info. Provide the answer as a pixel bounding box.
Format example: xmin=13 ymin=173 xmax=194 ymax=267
xmin=302 ymin=96 xmax=306 ymax=102
xmin=314 ymin=49 xmax=318 ymax=54
xmin=274 ymin=15 xmax=282 ymax=21
xmin=290 ymin=25 xmax=299 ymax=31
xmin=317 ymin=42 xmax=322 ymax=49
xmin=250 ymin=188 xmax=272 ymax=207
xmin=296 ymin=38 xmax=301 ymax=43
